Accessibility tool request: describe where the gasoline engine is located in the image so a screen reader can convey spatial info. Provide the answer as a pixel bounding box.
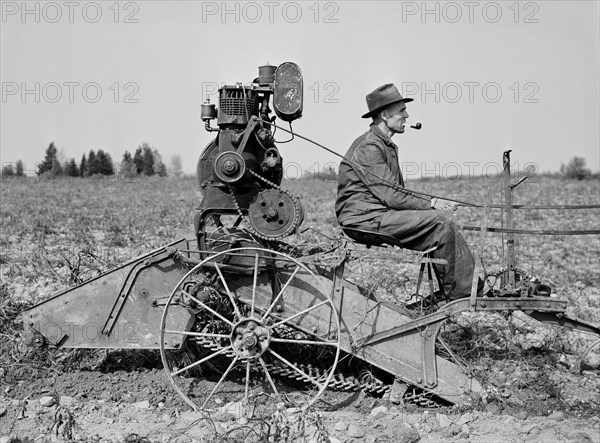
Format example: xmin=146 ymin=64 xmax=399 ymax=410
xmin=194 ymin=63 xmax=305 ymax=250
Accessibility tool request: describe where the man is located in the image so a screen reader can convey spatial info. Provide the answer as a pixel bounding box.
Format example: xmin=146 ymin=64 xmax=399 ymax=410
xmin=336 ymin=83 xmax=478 ymax=301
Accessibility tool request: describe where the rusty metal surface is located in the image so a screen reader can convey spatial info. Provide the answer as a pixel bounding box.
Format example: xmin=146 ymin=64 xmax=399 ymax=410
xmin=22 ymin=239 xmax=192 ymax=349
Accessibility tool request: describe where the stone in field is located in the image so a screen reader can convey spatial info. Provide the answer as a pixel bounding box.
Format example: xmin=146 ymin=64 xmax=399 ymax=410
xmin=334 ymin=421 xmax=347 ymax=431
xmin=347 ymin=424 xmax=365 ymax=438
xmin=370 ymin=405 xmax=388 ymax=419
xmin=396 ymin=423 xmax=420 ymax=443
xmin=548 ymin=411 xmax=565 ymax=421
xmin=133 ymin=400 xmax=150 ymax=409
xmin=40 ymin=396 xmax=56 ymax=407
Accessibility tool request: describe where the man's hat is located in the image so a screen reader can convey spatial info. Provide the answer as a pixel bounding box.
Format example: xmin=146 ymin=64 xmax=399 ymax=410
xmin=362 ymin=83 xmax=413 ymax=118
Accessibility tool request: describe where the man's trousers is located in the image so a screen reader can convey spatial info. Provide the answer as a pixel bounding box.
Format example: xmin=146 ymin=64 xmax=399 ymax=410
xmin=345 ymin=209 xmax=476 ymax=299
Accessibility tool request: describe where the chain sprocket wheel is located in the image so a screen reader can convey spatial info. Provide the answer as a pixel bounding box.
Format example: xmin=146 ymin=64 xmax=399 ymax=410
xmin=159 ymin=247 xmax=341 ymax=414
xmin=227 ymin=169 xmax=303 ymax=241
xmin=247 ymin=189 xmax=303 ymax=239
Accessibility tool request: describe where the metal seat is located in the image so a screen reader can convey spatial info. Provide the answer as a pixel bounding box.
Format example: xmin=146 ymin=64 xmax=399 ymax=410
xmin=341 ymin=226 xmax=404 ymax=248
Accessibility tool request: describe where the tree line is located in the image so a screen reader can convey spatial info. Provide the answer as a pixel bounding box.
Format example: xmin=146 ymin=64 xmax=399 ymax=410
xmin=2 ymin=142 xmax=184 ymax=178
xmin=0 ymin=142 xmax=594 ymax=180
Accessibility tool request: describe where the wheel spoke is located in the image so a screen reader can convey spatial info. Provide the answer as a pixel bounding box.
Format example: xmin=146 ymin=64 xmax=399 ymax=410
xmin=244 ymin=359 xmax=252 ymax=403
xmin=201 ymin=356 xmax=239 ymax=409
xmin=271 ymin=299 xmax=330 ymax=329
xmin=171 ymin=345 xmax=232 ymax=377
xmin=161 ymin=247 xmax=341 ymax=412
xmin=164 ymin=330 xmax=229 ymax=340
xmin=270 ymin=337 xmax=337 ymax=347
xmin=262 ymin=266 xmax=301 ymax=320
xmin=251 ymin=253 xmax=259 ymax=318
xmin=268 ymin=348 xmax=323 ymax=390
xmin=213 ymin=262 xmax=242 ymax=319
xmin=182 ymin=290 xmax=234 ymax=327
xmin=259 ymin=357 xmax=279 ymax=395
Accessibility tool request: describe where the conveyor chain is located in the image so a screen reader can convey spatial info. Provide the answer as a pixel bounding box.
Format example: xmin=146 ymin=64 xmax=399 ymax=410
xmin=193 ymin=336 xmax=441 ymax=407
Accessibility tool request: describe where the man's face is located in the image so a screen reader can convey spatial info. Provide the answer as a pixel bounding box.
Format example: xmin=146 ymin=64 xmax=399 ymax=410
xmin=383 ymin=102 xmax=409 ymax=134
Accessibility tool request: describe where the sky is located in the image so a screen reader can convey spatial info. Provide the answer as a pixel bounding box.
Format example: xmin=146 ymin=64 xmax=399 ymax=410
xmin=1 ymin=0 xmax=599 ymax=179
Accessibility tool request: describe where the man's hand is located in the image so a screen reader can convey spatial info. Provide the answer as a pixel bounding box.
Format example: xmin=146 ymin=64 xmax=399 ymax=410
xmin=431 ymin=197 xmax=459 ymax=211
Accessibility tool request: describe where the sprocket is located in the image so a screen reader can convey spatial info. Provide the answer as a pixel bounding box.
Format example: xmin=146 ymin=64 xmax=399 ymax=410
xmin=247 ymin=189 xmax=304 ymax=239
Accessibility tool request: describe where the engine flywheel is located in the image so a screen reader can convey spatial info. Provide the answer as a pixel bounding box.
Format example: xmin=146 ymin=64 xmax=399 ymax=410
xmin=247 ymin=189 xmax=303 ymax=239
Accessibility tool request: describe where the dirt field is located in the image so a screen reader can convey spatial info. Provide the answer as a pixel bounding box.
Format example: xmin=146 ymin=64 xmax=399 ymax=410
xmin=1 ymin=174 xmax=599 ymax=442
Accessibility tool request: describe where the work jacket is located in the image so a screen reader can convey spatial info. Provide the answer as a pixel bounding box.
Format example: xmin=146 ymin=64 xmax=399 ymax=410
xmin=336 ymin=125 xmax=431 ymax=226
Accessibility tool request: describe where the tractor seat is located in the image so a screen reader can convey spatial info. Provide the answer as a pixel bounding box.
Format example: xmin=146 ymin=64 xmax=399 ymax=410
xmin=341 ymin=226 xmax=404 ymax=249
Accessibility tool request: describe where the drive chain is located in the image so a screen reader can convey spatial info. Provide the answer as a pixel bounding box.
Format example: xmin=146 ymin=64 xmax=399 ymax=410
xmin=193 ymin=336 xmax=440 ymax=408
xmin=227 ymin=170 xmax=302 ymax=241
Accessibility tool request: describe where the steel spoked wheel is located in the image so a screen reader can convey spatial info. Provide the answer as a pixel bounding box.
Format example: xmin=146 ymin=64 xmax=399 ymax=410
xmin=159 ymin=247 xmax=341 ymax=413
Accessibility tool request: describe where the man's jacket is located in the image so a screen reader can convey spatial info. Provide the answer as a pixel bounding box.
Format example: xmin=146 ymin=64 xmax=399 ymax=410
xmin=336 ymin=125 xmax=431 ymax=226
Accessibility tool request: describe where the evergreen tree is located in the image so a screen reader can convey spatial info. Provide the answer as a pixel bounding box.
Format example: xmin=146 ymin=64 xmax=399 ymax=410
xmin=121 ymin=151 xmax=136 ymax=177
xmin=80 ymin=154 xmax=87 ymax=177
xmin=156 ymin=162 xmax=167 ymax=177
xmin=50 ymin=158 xmax=63 ymax=176
xmin=104 ymin=151 xmax=114 ymax=175
xmin=2 ymin=164 xmax=15 ymax=176
xmin=88 ymin=150 xmax=98 ymax=175
xmin=15 ymin=160 xmax=24 ymax=176
xmin=96 ymin=150 xmax=114 ymax=175
xmin=133 ymin=147 xmax=144 ymax=174
xmin=66 ymin=158 xmax=79 ymax=177
xmin=38 ymin=142 xmax=58 ymax=175
xmin=142 ymin=144 xmax=155 ymax=176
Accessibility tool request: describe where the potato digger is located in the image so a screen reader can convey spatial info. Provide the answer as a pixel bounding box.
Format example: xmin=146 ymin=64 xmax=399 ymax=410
xmin=21 ymin=63 xmax=600 ymax=414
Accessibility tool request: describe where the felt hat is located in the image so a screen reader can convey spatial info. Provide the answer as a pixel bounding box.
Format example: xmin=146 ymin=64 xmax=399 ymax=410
xmin=362 ymin=83 xmax=413 ymax=118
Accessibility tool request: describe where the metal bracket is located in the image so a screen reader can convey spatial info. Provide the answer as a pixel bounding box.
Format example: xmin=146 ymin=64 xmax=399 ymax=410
xmin=330 ymin=257 xmax=346 ymax=339
xmin=101 ymin=248 xmax=176 ymax=336
xmin=357 ymin=296 xmax=569 ymax=348
xmin=415 ymin=253 xmax=447 ymax=303
xmin=421 ymin=323 xmax=443 ymax=388
xmin=471 ymin=188 xmax=492 ymax=308
xmin=389 ymin=378 xmax=408 ymax=403
xmin=235 ymin=116 xmax=260 ymax=155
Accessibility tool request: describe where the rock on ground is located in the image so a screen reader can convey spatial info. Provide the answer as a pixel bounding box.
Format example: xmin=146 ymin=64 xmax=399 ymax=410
xmin=347 ymin=424 xmax=365 ymax=438
xmin=371 ymin=405 xmax=388 ymax=419
xmin=39 ymin=396 xmax=56 ymax=407
xmin=334 ymin=421 xmax=347 ymax=431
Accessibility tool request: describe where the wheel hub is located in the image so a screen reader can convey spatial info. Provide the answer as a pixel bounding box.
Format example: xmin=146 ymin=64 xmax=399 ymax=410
xmin=232 ymin=318 xmax=271 ymax=358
